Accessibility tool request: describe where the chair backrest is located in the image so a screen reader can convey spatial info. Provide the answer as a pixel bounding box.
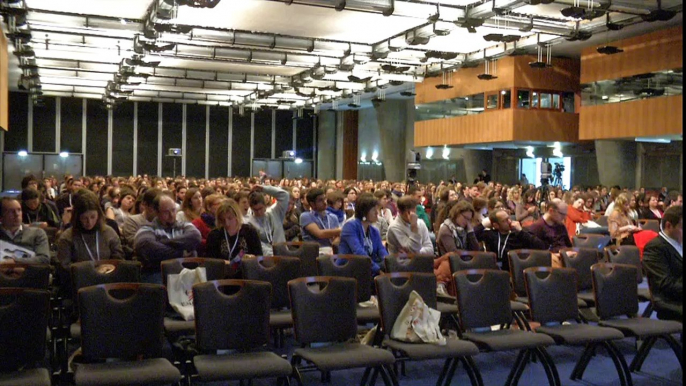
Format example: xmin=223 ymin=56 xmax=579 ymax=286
xmin=591 ymin=263 xmax=639 ymax=319
xmin=453 ymin=269 xmax=512 ymax=330
xmin=160 ymin=257 xmax=226 ymax=286
xmin=560 ymin=248 xmax=598 ymax=291
xmin=242 ymin=255 xmax=300 ymax=309
xmin=44 ymin=226 xmax=59 ymax=246
xmin=524 ymin=267 xmax=580 ymax=324
xmin=0 ymin=288 xmax=50 ymax=372
xmin=572 ymin=234 xmax=612 ymax=250
xmin=0 ymin=263 xmax=51 ymax=289
xmin=78 ymin=283 xmax=166 ymax=360
xmin=316 ymin=255 xmax=372 ymax=302
xmin=638 ymin=219 xmax=660 ymax=233
xmin=449 ymin=251 xmax=498 ymax=274
xmin=71 ymin=260 xmax=141 ymax=299
xmin=507 ymin=249 xmax=552 ymax=296
xmin=193 ymin=279 xmax=272 ymax=351
xmin=288 ymin=276 xmax=358 ymax=344
xmin=374 ymin=273 xmax=437 ymax=335
xmin=604 ymin=245 xmax=642 ymax=284
xmin=595 ymin=216 xmax=609 ymax=227
xmin=273 ymin=241 xmax=320 ymax=277
xmin=384 ymin=254 xmax=434 ymax=274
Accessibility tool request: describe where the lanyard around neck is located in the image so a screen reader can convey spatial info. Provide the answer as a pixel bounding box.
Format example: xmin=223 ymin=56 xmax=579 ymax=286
xmin=224 ymin=228 xmax=240 ymax=258
xmin=497 ymin=231 xmax=511 ymax=261
xmin=314 ymin=211 xmax=330 ymax=229
xmin=81 ymin=232 xmax=100 ymax=261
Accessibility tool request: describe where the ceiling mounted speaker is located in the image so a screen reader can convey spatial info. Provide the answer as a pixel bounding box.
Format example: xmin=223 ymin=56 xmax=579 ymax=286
xmin=435 ymin=84 xmax=453 ymax=89
xmin=477 ymin=73 xmax=497 ymax=80
xmin=642 ymin=0 xmax=676 ymax=21
xmin=177 ymin=0 xmax=221 ymax=8
xmin=528 ymin=61 xmax=551 ymax=68
xmin=527 ymin=0 xmax=554 ymax=4
xmin=425 ymin=51 xmax=458 ymax=60
xmin=597 ymin=45 xmax=623 ymax=55
xmin=405 ymin=31 xmax=430 ymax=45
xmin=400 ymin=91 xmax=416 ymax=96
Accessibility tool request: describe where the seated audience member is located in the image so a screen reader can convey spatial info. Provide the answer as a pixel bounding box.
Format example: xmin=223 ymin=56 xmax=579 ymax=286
xmin=191 ymin=193 xmax=227 ymax=256
xmin=386 ymin=196 xmax=434 ymax=255
xmin=373 ymin=190 xmax=393 ymax=242
xmin=105 ymin=187 xmax=136 ymax=229
xmin=176 ymin=187 xmax=203 ymax=223
xmin=290 ymin=186 xmax=303 ymax=212
xmin=527 ymin=198 xmax=572 ymax=255
xmin=407 ymin=185 xmax=431 ymax=230
xmin=436 ymin=200 xmax=479 ymax=255
xmin=0 ymin=197 xmax=50 ymax=264
xmin=516 ymin=189 xmax=540 ymax=226
xmin=299 ymin=188 xmax=311 ymax=212
xmin=472 ymin=196 xmax=488 ymax=228
xmin=343 ymin=187 xmax=358 ymax=211
xmin=121 ymin=188 xmax=160 ymax=251
xmin=628 ymin=194 xmax=640 ymax=222
xmin=20 ymin=188 xmax=60 ymax=228
xmin=206 ymin=200 xmax=262 ymax=274
xmin=431 ymin=186 xmax=458 ymax=231
xmin=640 ymin=193 xmax=663 ymax=220
xmin=506 ymin=187 xmax=522 ymax=215
xmin=300 ymin=188 xmax=341 ymax=254
xmin=55 ymin=177 xmax=84 ymax=217
xmin=339 ymin=194 xmax=388 ymax=276
xmin=583 ymin=193 xmax=596 ymax=215
xmin=175 ymin=185 xmax=187 ymax=206
xmin=233 ymin=190 xmax=251 ymax=219
xmin=608 ymin=193 xmax=641 ymax=245
xmin=565 ymin=195 xmax=592 ymax=239
xmin=642 ymin=205 xmax=682 ymax=321
xmin=134 ymin=195 xmax=202 ymax=283
xmin=603 ymin=186 xmax=622 ymax=216
xmin=56 ymin=191 xmax=124 ymax=271
xmin=245 ymin=185 xmax=289 ymax=256
xmin=479 ymin=209 xmax=546 ymax=271
xmin=664 ymin=191 xmax=683 ymax=208
xmin=283 ymin=192 xmax=302 ymax=242
xmin=326 ymin=191 xmax=346 ymax=224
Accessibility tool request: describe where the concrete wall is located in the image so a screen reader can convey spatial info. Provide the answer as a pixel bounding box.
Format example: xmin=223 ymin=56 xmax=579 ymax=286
xmin=316 ymin=111 xmax=337 ymax=180
xmin=595 ymin=140 xmax=637 ymax=188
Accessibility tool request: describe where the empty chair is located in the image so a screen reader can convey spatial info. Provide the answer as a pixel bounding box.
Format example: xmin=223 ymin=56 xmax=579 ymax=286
xmin=592 ymin=263 xmax=683 ymax=375
xmin=524 ymin=267 xmax=632 ymax=385
xmin=273 ymin=241 xmax=320 ymax=277
xmin=383 ymin=254 xmax=434 ymax=274
xmin=453 ymin=269 xmax=559 ymax=386
xmin=604 ymin=245 xmax=653 ymax=317
xmin=160 ymin=257 xmax=226 ymax=339
xmin=573 ymin=234 xmax=612 ymax=251
xmin=375 ymin=273 xmax=482 ymax=386
xmin=595 ymin=216 xmax=609 ymax=227
xmin=560 ymin=248 xmax=600 ymax=306
xmin=242 ymin=255 xmax=301 ymax=347
xmin=0 ymin=288 xmax=51 ymax=386
xmin=288 ymin=276 xmax=396 ymax=385
xmin=75 ymin=283 xmax=180 ymax=386
xmin=192 ymin=280 xmax=293 ymax=384
xmin=0 ymin=263 xmax=50 ymax=289
xmin=449 ymin=251 xmax=531 ymax=331
xmin=316 ymin=255 xmax=378 ymax=324
xmin=638 ymin=219 xmax=660 ymax=233
xmin=508 ymin=249 xmax=553 ymax=304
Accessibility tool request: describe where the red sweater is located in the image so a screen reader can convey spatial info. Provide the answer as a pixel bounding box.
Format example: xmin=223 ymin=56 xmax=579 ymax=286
xmin=191 ymin=217 xmax=213 ymax=256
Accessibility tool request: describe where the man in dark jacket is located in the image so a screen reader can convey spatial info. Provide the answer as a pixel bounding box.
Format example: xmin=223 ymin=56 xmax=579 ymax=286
xmin=479 ymin=209 xmax=546 ymax=271
xmin=643 ymin=205 xmax=682 ymax=321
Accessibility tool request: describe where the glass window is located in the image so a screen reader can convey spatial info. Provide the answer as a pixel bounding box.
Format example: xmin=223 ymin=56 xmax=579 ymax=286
xmin=517 ymin=90 xmax=530 ymax=109
xmin=501 ymin=90 xmax=511 ymax=109
xmin=562 ymin=92 xmax=575 ymax=112
xmin=540 ymin=93 xmax=552 ymax=108
xmin=414 ymin=93 xmax=485 ymax=121
xmin=552 ymin=94 xmax=560 ymax=109
xmin=531 ymin=92 xmax=539 ymax=108
xmin=486 ymin=94 xmax=498 ymax=109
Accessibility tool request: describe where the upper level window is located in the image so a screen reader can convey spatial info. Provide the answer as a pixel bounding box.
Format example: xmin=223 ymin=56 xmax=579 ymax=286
xmin=580 ymin=68 xmax=682 ymax=106
xmin=516 ymin=89 xmax=570 ymax=112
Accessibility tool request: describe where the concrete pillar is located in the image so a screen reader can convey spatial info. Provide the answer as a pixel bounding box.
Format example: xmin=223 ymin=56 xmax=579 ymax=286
xmin=316 ymin=111 xmax=337 ymax=180
xmin=595 ymin=140 xmax=637 ymax=188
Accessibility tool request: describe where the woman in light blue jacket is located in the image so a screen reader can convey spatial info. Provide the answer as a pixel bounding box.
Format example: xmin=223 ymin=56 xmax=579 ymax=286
xmin=339 ymin=193 xmax=388 ymax=276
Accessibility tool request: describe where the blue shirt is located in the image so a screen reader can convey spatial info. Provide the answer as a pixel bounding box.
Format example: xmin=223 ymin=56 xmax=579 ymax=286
xmin=300 ymin=210 xmax=340 ymax=247
xmin=339 ymin=219 xmax=388 ymax=275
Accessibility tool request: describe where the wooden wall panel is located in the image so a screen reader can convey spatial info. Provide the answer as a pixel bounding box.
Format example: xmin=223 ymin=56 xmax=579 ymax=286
xmin=0 ymin=30 xmax=8 ymax=131
xmin=342 ymin=110 xmax=358 ymax=180
xmin=579 ymin=95 xmax=682 ymax=140
xmin=513 ymin=110 xmax=579 ymax=142
xmin=416 ymin=57 xmax=515 ymax=105
xmin=581 ymin=26 xmax=682 ymax=84
xmin=414 ymin=110 xmax=514 ymax=147
xmin=514 ymin=56 xmax=580 ymax=92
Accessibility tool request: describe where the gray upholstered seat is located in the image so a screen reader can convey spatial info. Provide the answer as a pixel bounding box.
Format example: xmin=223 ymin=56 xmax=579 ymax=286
xmin=375 ymin=273 xmax=481 ymax=385
xmin=605 ymin=245 xmax=654 ymax=316
xmin=508 ymin=249 xmax=552 ymax=299
xmin=524 ymin=267 xmax=632 ymax=385
xmin=0 ymin=368 xmax=51 ymax=386
xmin=515 ymin=295 xmax=588 ymax=308
xmin=273 ymin=241 xmax=320 ymax=277
xmin=560 ymin=248 xmax=600 ymax=307
xmin=592 ymin=263 xmax=683 ymax=374
xmin=0 ymin=263 xmax=51 ymax=289
xmin=74 ymin=358 xmax=180 ymax=386
xmin=454 ymin=269 xmax=560 ymax=386
xmin=294 ymin=342 xmax=395 ymax=371
xmin=194 ymin=351 xmax=292 ymax=381
xmin=572 ymin=234 xmax=612 ymax=250
xmin=0 ymin=288 xmax=51 ymax=386
xmin=384 ymin=254 xmax=434 ymax=274
xmin=75 ymin=283 xmax=180 ymax=386
xmin=269 ymin=309 xmax=294 ymax=328
xmin=289 ymin=276 xmax=397 ymax=385
xmin=192 ymin=279 xmax=293 ymax=384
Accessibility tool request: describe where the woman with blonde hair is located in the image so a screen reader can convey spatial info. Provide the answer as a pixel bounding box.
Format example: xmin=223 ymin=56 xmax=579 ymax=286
xmin=506 ymin=187 xmax=521 ymax=215
xmin=176 ymin=187 xmax=203 ymax=223
xmin=608 ymin=193 xmax=640 ymax=245
xmin=205 ymin=199 xmax=262 ymax=273
xmin=192 ymin=193 xmax=227 ymax=255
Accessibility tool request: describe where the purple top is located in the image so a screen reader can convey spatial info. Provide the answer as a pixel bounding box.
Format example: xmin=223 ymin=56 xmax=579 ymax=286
xmin=526 ymin=218 xmax=572 ymax=253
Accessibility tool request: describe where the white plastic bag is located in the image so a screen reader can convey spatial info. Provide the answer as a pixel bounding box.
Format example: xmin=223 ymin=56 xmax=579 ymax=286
xmin=167 ymin=267 xmax=207 ymax=321
xmin=390 ymin=290 xmax=446 ymax=345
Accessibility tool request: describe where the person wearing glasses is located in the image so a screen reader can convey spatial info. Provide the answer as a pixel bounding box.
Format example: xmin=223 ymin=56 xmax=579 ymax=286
xmin=526 ymin=198 xmax=572 ymax=265
xmin=478 ymin=209 xmax=546 ymax=272
xmin=434 ymin=201 xmax=479 ymax=295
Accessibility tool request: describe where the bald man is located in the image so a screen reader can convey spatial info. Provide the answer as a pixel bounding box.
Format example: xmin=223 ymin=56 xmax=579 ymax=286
xmin=527 ymin=198 xmax=572 ymax=255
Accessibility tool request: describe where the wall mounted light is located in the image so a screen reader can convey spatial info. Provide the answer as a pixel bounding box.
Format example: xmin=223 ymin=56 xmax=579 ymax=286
xmin=552 ymin=142 xmax=563 ymax=157
xmin=525 ymin=146 xmax=535 ymax=158
xmin=371 ymin=150 xmax=379 ymax=162
xmin=18 ymin=150 xmax=28 ymax=157
xmin=294 ymin=158 xmax=303 ymax=164
xmin=59 ymin=151 xmax=69 ymax=158
xmin=360 ymin=152 xmax=367 ymax=162
xmin=442 ymin=146 xmax=450 ymax=160
xmin=425 ymin=147 xmax=433 ymax=159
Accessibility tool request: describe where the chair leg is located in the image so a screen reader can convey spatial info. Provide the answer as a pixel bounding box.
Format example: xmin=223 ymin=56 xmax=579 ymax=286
xmin=290 ymin=354 xmax=304 ymax=386
xmin=464 ymin=356 xmax=485 ymax=386
xmin=368 ymin=367 xmax=380 ymax=386
xmin=511 ymin=349 xmax=531 ymax=386
xmin=662 ymin=334 xmax=684 ymax=371
xmin=630 ymin=336 xmax=657 ymax=372
xmin=379 ymin=365 xmax=398 ymax=386
xmin=604 ymin=341 xmax=633 ymax=386
xmin=458 ymin=357 xmax=478 ymax=386
xmin=442 ymin=356 xmax=460 ymax=386
xmin=436 ymin=358 xmax=453 ymax=386
xmin=536 ymin=347 xmax=561 ymax=386
xmin=504 ymin=349 xmax=528 ymax=386
xmin=384 ymin=364 xmax=400 ymax=386
xmin=641 ymin=302 xmax=654 ymax=318
xmin=571 ymin=343 xmax=595 ymax=380
xmin=360 ymin=367 xmax=372 ymax=386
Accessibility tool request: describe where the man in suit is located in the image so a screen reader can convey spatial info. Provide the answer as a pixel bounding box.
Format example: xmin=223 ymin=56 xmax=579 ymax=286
xmin=643 ymin=205 xmax=682 ymax=321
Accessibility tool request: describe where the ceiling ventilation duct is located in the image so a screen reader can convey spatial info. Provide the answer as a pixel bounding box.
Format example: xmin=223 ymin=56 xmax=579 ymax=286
xmin=454 ymin=17 xmax=484 ymax=33
xmin=425 ymin=51 xmax=458 ymax=60
xmin=284 ymin=0 xmax=395 ymax=16
xmin=164 ymin=0 xmax=222 ymax=8
xmin=526 ymin=0 xmax=554 ymax=4
xmin=560 ymin=0 xmax=606 ymax=20
xmin=565 ymin=22 xmax=592 ymax=41
xmin=405 ymin=30 xmax=430 ymax=46
xmin=381 ymin=64 xmax=410 ymax=73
